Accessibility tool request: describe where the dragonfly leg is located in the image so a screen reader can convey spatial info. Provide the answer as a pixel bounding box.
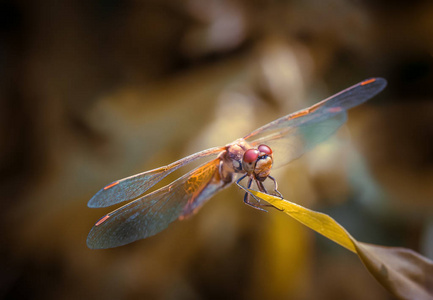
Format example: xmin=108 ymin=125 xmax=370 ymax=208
xmin=256 ymin=179 xmax=283 ymax=212
xmin=235 ymin=174 xmax=248 ymax=187
xmin=236 ymin=175 xmax=268 ymax=212
xmin=257 ymin=180 xmax=268 ymax=194
xmin=268 ymin=175 xmax=283 ymax=198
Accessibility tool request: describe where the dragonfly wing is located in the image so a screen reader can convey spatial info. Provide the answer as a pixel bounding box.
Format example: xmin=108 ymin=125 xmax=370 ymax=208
xmin=87 ymin=158 xmax=226 ymax=249
xmin=250 ymin=112 xmax=347 ymax=169
xmin=245 ymin=78 xmax=386 ymax=168
xmin=88 ymin=146 xmax=224 ymax=208
xmin=244 ymin=78 xmax=386 ymax=141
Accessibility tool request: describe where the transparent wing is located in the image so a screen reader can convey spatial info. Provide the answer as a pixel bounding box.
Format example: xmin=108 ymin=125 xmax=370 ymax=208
xmin=88 ymin=146 xmax=225 ymax=208
xmin=245 ymin=78 xmax=387 ymax=168
xmin=87 ymin=158 xmax=224 ymax=249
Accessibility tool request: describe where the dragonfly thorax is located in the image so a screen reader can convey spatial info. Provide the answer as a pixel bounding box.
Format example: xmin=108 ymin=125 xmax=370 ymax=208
xmin=218 ymin=139 xmax=250 ymax=182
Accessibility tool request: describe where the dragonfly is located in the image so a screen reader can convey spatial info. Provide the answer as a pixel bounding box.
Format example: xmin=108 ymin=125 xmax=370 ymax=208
xmin=87 ymin=78 xmax=387 ymax=249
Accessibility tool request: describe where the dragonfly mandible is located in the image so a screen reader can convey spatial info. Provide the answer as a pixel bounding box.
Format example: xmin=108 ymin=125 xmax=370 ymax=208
xmin=87 ymin=78 xmax=387 ymax=249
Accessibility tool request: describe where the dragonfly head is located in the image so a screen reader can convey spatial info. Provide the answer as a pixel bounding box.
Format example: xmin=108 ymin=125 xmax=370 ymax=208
xmin=242 ymin=144 xmax=273 ymax=181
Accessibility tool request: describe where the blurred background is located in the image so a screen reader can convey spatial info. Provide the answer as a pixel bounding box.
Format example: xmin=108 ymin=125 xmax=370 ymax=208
xmin=1 ymin=0 xmax=433 ymax=299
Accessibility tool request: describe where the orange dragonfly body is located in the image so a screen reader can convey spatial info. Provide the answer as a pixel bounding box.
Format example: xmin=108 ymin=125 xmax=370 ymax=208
xmin=87 ymin=78 xmax=387 ymax=249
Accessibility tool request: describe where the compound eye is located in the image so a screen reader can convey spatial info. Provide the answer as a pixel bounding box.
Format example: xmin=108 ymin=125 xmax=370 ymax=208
xmin=258 ymin=144 xmax=272 ymax=155
xmin=243 ymin=149 xmax=260 ymax=163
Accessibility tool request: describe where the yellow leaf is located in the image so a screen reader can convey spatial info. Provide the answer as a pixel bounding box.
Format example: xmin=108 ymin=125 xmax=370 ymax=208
xmin=249 ymin=189 xmax=356 ymax=253
xmin=250 ymin=190 xmax=433 ymax=300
